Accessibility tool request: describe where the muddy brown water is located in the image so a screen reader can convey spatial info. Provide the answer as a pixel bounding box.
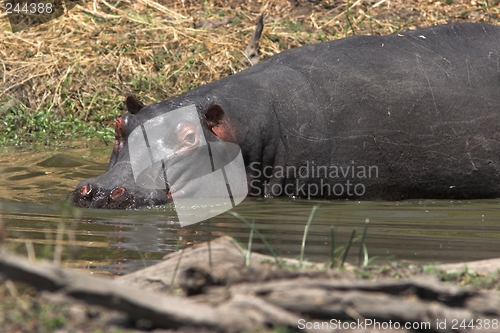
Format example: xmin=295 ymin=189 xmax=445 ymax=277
xmin=1 ymin=140 xmax=499 ymax=275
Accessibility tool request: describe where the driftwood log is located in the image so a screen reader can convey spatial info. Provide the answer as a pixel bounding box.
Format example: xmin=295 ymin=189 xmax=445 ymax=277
xmin=0 ymin=243 xmax=297 ymax=332
xmin=1 ymin=236 xmax=500 ymax=332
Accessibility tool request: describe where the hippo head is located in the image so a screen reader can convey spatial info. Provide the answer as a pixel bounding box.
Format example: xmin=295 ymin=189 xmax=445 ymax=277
xmin=72 ymin=95 xmax=240 ymax=209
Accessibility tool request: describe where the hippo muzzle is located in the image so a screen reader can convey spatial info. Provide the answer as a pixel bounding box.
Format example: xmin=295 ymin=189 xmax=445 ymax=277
xmin=73 ymin=96 xmax=233 ymax=209
xmin=73 ymin=162 xmax=170 ymax=209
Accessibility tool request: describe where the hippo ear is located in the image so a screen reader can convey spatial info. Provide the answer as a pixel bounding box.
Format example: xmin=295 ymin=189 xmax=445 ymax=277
xmin=204 ymin=104 xmax=225 ymax=128
xmin=125 ymin=95 xmax=145 ymax=114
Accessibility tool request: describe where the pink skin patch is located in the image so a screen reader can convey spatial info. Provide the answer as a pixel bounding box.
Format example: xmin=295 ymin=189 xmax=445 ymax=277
xmin=114 ymin=117 xmax=122 ymax=129
xmin=114 ymin=117 xmax=126 ymax=152
xmin=80 ymin=184 xmax=91 ymax=196
xmin=111 ymin=187 xmax=125 ymax=199
xmin=114 ymin=117 xmax=125 ymax=137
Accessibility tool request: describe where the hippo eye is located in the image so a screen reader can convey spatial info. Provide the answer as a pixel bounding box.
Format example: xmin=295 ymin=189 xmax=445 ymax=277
xmin=185 ymin=132 xmax=196 ymax=145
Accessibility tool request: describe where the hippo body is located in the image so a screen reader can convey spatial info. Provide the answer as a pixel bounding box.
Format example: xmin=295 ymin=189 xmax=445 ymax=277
xmin=74 ymin=23 xmax=500 ymax=209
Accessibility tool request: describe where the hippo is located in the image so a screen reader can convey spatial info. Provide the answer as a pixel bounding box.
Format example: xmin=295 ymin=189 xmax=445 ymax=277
xmin=73 ymin=23 xmax=500 ymax=209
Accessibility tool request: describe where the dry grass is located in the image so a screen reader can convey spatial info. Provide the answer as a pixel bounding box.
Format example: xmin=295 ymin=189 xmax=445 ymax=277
xmin=0 ymin=0 xmax=499 ymax=144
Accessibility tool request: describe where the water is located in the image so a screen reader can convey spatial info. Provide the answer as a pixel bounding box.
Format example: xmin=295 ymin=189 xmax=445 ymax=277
xmin=1 ymin=141 xmax=499 ymax=275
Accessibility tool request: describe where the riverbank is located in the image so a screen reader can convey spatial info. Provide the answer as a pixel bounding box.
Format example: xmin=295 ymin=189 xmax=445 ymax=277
xmin=1 ymin=235 xmax=499 ymax=332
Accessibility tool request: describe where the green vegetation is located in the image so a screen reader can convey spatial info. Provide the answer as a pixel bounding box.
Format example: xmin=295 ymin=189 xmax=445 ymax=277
xmin=227 ymin=210 xmax=282 ymax=265
xmin=1 ymin=101 xmax=114 ymax=145
xmin=230 ymin=205 xmax=377 ymax=270
xmin=431 ymin=265 xmax=500 ymax=290
xmin=0 ymin=282 xmax=67 ymax=332
xmin=1 ymin=1 xmax=499 ymax=145
xmin=299 ymin=205 xmax=318 ymax=267
xmin=0 ymin=280 xmax=136 ymax=332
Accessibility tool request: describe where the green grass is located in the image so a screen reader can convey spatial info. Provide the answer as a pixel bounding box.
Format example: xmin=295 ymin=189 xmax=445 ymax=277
xmin=431 ymin=266 xmax=500 ymax=290
xmin=0 ymin=282 xmax=68 ymax=333
xmin=231 ymin=206 xmax=377 ymax=270
xmin=1 ymin=105 xmax=115 ymax=145
xmin=299 ymin=205 xmax=318 ymax=267
xmin=0 ymin=280 xmax=141 ymax=333
xmin=281 ymin=19 xmax=303 ymax=33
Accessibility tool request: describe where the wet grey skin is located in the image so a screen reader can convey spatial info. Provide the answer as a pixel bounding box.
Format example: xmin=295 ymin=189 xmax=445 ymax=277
xmin=74 ymin=23 xmax=500 ymax=209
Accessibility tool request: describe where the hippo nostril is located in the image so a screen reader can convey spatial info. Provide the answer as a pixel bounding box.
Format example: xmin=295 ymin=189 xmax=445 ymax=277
xmin=80 ymin=184 xmax=93 ymax=198
xmin=111 ymin=187 xmax=126 ymax=200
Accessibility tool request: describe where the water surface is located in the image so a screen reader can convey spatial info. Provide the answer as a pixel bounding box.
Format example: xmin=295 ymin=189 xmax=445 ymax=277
xmin=1 ymin=141 xmax=499 ymax=275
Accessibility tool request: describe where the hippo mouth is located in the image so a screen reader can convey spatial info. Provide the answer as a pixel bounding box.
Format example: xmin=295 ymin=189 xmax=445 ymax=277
xmin=72 ymin=182 xmax=171 ymax=209
xmin=72 ymin=143 xmax=243 ymax=209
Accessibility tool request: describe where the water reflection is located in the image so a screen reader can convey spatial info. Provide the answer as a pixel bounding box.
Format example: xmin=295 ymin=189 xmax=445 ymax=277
xmin=1 ymin=142 xmax=500 ymax=275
